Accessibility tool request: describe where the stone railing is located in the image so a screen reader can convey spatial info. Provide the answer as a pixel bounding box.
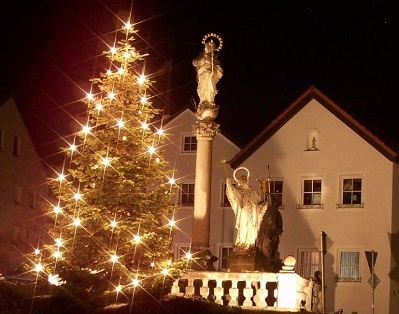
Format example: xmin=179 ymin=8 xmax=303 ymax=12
xmin=169 ymin=270 xmax=322 ymax=312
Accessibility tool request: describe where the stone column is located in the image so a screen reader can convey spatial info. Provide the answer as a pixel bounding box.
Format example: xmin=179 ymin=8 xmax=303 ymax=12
xmin=191 ymin=120 xmax=219 ymax=270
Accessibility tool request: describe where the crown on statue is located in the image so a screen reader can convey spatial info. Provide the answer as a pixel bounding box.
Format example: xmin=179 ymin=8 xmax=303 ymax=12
xmin=202 ymin=33 xmax=223 ymax=51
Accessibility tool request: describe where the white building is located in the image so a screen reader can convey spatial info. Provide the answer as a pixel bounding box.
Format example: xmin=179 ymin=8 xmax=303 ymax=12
xmin=0 ymin=97 xmax=49 ymax=275
xmin=164 ymin=86 xmax=399 ymax=313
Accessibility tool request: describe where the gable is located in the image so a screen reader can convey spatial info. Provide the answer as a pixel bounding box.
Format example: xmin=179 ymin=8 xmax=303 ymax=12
xmin=229 ymin=86 xmax=399 ymax=168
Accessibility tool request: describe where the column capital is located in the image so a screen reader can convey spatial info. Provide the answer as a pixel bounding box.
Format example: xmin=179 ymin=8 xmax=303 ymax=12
xmin=193 ymin=120 xmax=220 ymax=138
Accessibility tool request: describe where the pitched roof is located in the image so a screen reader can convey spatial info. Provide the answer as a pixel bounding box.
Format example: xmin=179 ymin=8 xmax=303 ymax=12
xmin=229 ymin=85 xmax=399 ymax=168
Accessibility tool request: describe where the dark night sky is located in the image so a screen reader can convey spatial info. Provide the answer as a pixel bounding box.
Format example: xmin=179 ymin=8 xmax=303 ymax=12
xmin=1 ymin=1 xmax=398 ymax=164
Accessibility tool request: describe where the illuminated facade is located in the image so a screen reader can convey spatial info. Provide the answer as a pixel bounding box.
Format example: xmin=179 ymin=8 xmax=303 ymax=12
xmin=164 ymin=86 xmax=399 ymax=313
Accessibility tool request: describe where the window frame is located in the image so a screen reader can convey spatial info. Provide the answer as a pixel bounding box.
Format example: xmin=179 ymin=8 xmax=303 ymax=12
xmin=297 ymin=176 xmax=323 ymax=209
xmin=180 ymin=182 xmax=195 ymax=207
xmin=265 ymin=178 xmax=284 ymax=209
xmin=219 ymin=244 xmax=234 ymax=271
xmin=297 ymin=248 xmax=320 ymax=279
xmin=336 ymin=249 xmax=361 ymax=282
xmin=337 ymin=175 xmax=364 ymax=208
xmin=181 ymin=134 xmax=197 ymax=153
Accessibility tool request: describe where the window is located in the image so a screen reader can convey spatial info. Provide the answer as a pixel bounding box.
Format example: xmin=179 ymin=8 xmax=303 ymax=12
xmin=29 ymin=191 xmax=37 ymax=209
xmin=337 ymin=250 xmax=360 ymax=282
xmin=268 ymin=179 xmax=283 ymax=207
xmin=301 ymin=178 xmax=322 ymax=206
xmin=13 ymin=136 xmax=21 ymax=157
xmin=14 ymin=186 xmax=22 ymax=204
xmin=219 ymin=244 xmax=233 ymax=270
xmin=182 ymin=135 xmax=197 ymax=152
xmin=180 ymin=183 xmax=195 ymax=206
xmin=339 ymin=177 xmax=363 ymax=207
xmin=298 ymin=249 xmax=320 ymax=279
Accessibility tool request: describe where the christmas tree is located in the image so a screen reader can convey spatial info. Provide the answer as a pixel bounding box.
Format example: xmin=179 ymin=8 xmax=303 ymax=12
xmin=27 ymin=21 xmax=184 ymax=305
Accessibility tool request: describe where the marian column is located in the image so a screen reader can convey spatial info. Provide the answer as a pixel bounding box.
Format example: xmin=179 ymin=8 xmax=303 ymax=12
xmin=191 ymin=33 xmax=223 ymax=270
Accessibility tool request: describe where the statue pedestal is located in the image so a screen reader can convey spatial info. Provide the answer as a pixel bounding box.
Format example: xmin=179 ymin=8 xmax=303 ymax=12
xmin=226 ymin=248 xmax=257 ymax=272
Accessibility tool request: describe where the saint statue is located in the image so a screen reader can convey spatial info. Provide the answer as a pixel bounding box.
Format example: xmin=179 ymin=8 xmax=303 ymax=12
xmin=255 ymin=171 xmax=283 ymax=272
xmin=256 ymin=193 xmax=283 ymax=262
xmin=225 ymin=171 xmax=268 ymax=249
xmin=193 ymin=33 xmax=223 ymax=120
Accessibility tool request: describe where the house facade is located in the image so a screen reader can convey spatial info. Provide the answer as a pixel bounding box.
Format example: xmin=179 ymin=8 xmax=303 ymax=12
xmin=165 ymin=87 xmax=399 ymax=313
xmin=0 ymin=97 xmax=49 ymax=275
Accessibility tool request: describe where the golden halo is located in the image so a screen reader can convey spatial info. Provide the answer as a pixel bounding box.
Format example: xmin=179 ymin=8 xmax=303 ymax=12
xmin=202 ymin=33 xmax=223 ymax=51
xmin=233 ymin=167 xmax=250 ymax=182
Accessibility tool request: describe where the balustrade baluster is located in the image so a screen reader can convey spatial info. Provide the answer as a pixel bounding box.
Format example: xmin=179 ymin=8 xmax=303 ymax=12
xmin=214 ymin=279 xmax=224 ymax=305
xmin=229 ymin=279 xmax=239 ymax=307
xmin=185 ymin=278 xmax=195 ymax=297
xmin=242 ymin=281 xmax=254 ymax=307
xmin=199 ymin=279 xmax=209 ymax=300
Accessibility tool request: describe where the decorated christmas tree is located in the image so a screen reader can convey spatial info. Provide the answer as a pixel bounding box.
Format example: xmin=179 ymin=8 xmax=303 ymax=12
xmin=26 ymin=21 xmax=183 ymax=305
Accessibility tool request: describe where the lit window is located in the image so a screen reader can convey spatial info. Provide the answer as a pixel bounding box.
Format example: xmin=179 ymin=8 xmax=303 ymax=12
xmin=302 ymin=178 xmax=322 ymax=206
xmin=180 ymin=183 xmax=194 ymax=206
xmin=13 ymin=136 xmax=21 ymax=157
xmin=219 ymin=245 xmax=233 ymax=270
xmin=337 ymin=250 xmax=360 ymax=282
xmin=298 ymin=249 xmax=320 ymax=279
xmin=182 ymin=135 xmax=197 ymax=152
xmin=341 ymin=177 xmax=362 ymax=206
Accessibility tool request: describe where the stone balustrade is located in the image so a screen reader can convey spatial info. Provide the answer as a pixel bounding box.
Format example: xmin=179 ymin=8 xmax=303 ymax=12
xmin=169 ymin=270 xmax=322 ymax=312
